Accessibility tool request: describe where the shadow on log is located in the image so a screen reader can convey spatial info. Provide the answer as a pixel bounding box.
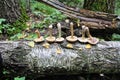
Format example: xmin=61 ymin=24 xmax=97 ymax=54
xmin=0 ymin=41 xmax=120 ymax=77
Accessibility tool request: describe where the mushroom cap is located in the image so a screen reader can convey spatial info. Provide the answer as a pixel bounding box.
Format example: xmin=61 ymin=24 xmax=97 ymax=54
xmin=88 ymin=37 xmax=99 ymax=44
xmin=35 ymin=29 xmax=39 ymax=32
xmin=82 ymin=25 xmax=86 ymax=29
xmin=49 ymin=24 xmax=53 ymax=29
xmin=66 ymin=36 xmax=78 ymax=42
xmin=56 ymin=37 xmax=64 ymax=42
xmin=70 ymin=22 xmax=74 ymax=26
xmin=57 ymin=23 xmax=61 ymax=29
xmin=65 ymin=19 xmax=70 ymax=23
xmin=34 ymin=36 xmax=44 ymax=42
xmin=46 ymin=36 xmax=56 ymax=42
xmin=78 ymin=37 xmax=88 ymax=43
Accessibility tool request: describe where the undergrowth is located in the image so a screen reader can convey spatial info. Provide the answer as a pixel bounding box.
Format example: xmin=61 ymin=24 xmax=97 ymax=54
xmin=10 ymin=0 xmax=66 ymax=40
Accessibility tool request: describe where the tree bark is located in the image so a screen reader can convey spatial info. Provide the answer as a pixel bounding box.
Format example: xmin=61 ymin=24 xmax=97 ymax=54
xmin=0 ymin=41 xmax=120 ymax=77
xmin=83 ymin=0 xmax=115 ymax=14
xmin=0 ymin=0 xmax=21 ymax=23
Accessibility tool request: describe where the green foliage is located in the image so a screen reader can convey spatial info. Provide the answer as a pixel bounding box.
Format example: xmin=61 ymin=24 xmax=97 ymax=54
xmin=3 ymin=69 xmax=10 ymax=75
xmin=14 ymin=77 xmax=25 ymax=80
xmin=31 ymin=1 xmax=57 ymax=15
xmin=0 ymin=18 xmax=6 ymax=33
xmin=115 ymin=0 xmax=120 ymax=15
xmin=0 ymin=18 xmax=15 ymax=35
xmin=112 ymin=33 xmax=120 ymax=41
xmin=36 ymin=11 xmax=66 ymax=28
xmin=59 ymin=0 xmax=84 ymax=8
xmin=0 ymin=18 xmax=6 ymax=24
xmin=30 ymin=0 xmax=66 ymax=28
xmin=10 ymin=32 xmax=37 ymax=41
xmin=8 ymin=0 xmax=29 ymax=39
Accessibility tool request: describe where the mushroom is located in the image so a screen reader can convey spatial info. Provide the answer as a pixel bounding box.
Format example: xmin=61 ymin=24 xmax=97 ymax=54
xmin=85 ymin=27 xmax=99 ymax=44
xmin=66 ymin=22 xmax=77 ymax=42
xmin=46 ymin=24 xmax=56 ymax=42
xmin=26 ymin=21 xmax=32 ymax=31
xmin=78 ymin=25 xmax=88 ymax=43
xmin=65 ymin=19 xmax=70 ymax=23
xmin=77 ymin=19 xmax=80 ymax=27
xmin=56 ymin=23 xmax=64 ymax=42
xmin=34 ymin=29 xmax=44 ymax=42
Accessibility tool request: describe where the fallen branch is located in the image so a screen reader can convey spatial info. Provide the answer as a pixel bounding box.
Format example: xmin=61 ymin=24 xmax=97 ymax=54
xmin=37 ymin=0 xmax=120 ymax=29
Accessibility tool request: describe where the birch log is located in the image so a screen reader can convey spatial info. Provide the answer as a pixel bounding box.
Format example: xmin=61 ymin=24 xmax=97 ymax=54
xmin=0 ymin=41 xmax=120 ymax=77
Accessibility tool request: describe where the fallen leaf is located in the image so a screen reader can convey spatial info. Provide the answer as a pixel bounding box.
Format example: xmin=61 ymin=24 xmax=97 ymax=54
xmin=42 ymin=42 xmax=50 ymax=48
xmin=66 ymin=43 xmax=73 ymax=49
xmin=28 ymin=41 xmax=35 ymax=48
xmin=56 ymin=48 xmax=62 ymax=54
xmin=85 ymin=44 xmax=92 ymax=49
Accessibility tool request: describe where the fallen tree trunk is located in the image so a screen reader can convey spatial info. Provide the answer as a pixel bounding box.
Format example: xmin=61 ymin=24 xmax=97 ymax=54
xmin=0 ymin=41 xmax=120 ymax=77
xmin=36 ymin=0 xmax=120 ymax=29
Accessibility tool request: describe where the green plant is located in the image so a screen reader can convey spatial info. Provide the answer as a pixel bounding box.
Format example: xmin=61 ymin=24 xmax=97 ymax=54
xmin=14 ymin=77 xmax=25 ymax=80
xmin=112 ymin=33 xmax=120 ymax=41
xmin=30 ymin=1 xmax=66 ymax=29
xmin=0 ymin=18 xmax=6 ymax=33
xmin=0 ymin=18 xmax=15 ymax=35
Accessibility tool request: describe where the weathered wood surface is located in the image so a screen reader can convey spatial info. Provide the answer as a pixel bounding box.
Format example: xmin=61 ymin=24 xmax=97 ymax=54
xmin=37 ymin=0 xmax=120 ymax=29
xmin=0 ymin=41 xmax=120 ymax=76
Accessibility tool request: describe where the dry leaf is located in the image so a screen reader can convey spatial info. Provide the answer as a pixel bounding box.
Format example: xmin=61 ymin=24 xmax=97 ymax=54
xmin=56 ymin=48 xmax=62 ymax=54
xmin=66 ymin=43 xmax=73 ymax=49
xmin=85 ymin=44 xmax=92 ymax=49
xmin=42 ymin=42 xmax=50 ymax=48
xmin=28 ymin=41 xmax=35 ymax=48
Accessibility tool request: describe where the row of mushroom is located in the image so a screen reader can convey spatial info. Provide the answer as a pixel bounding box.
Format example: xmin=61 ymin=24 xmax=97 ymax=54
xmin=34 ymin=22 xmax=99 ymax=45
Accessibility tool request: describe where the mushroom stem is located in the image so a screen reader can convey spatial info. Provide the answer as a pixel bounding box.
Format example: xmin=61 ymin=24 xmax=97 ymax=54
xmin=81 ymin=29 xmax=85 ymax=39
xmin=49 ymin=25 xmax=53 ymax=38
xmin=35 ymin=29 xmax=41 ymax=38
xmin=81 ymin=25 xmax=86 ymax=39
xmin=77 ymin=19 xmax=80 ymax=27
xmin=70 ymin=22 xmax=74 ymax=38
xmin=57 ymin=23 xmax=62 ymax=38
xmin=86 ymin=27 xmax=93 ymax=39
xmin=49 ymin=28 xmax=52 ymax=38
xmin=58 ymin=28 xmax=61 ymax=38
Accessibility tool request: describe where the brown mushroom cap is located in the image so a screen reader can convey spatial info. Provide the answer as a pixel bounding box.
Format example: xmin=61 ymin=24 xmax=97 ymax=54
xmin=78 ymin=25 xmax=88 ymax=43
xmin=46 ymin=36 xmax=56 ymax=42
xmin=78 ymin=37 xmax=88 ymax=43
xmin=88 ymin=37 xmax=99 ymax=44
xmin=85 ymin=27 xmax=99 ymax=44
xmin=66 ymin=36 xmax=77 ymax=42
xmin=34 ymin=36 xmax=44 ymax=42
xmin=56 ymin=37 xmax=64 ymax=42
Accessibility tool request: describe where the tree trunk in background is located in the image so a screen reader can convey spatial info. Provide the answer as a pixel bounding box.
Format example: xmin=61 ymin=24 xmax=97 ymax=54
xmin=0 ymin=0 xmax=21 ymax=23
xmin=83 ymin=0 xmax=115 ymax=13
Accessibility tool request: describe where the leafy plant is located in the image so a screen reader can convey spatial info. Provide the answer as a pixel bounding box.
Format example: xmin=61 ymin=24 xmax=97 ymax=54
xmin=112 ymin=33 xmax=120 ymax=41
xmin=14 ymin=77 xmax=25 ymax=80
xmin=0 ymin=18 xmax=6 ymax=33
xmin=30 ymin=1 xmax=66 ymax=29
